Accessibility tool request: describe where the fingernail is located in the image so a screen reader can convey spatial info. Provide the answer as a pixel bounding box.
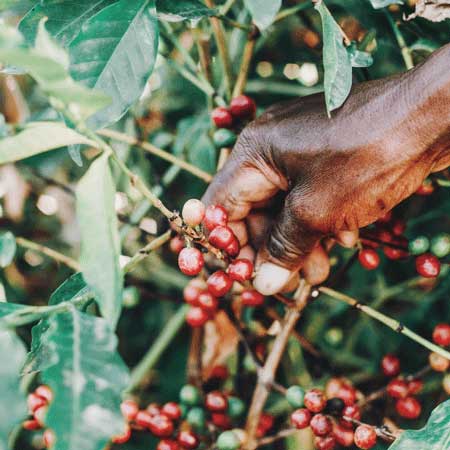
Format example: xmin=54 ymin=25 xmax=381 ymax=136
xmin=253 ymin=262 xmax=292 ymax=295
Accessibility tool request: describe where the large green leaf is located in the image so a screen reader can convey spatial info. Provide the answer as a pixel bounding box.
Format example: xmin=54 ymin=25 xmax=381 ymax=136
xmin=39 ymin=310 xmax=129 ymax=450
xmin=156 ymin=0 xmax=217 ymax=21
xmin=244 ymin=0 xmax=281 ymax=30
xmin=69 ymin=0 xmax=159 ymax=129
xmin=0 ymin=302 xmax=25 ymax=319
xmin=315 ymin=1 xmax=353 ymax=114
xmin=0 ymin=232 xmax=16 ymax=268
xmin=0 ymin=331 xmax=27 ymax=450
xmin=369 ymin=0 xmax=403 ymax=8
xmin=76 ymin=154 xmax=123 ymax=328
xmin=388 ymin=399 xmax=450 ymax=449
xmin=0 ymin=122 xmax=98 ymax=164
xmin=19 ymin=0 xmax=117 ymax=47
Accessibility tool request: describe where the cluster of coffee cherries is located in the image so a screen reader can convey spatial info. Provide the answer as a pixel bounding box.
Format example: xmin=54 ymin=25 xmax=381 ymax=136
xmin=211 ymin=95 xmax=256 ymax=149
xmin=358 ymin=210 xmax=446 ymax=278
xmin=429 ymin=324 xmax=450 ymax=389
xmin=172 ymin=200 xmax=263 ymax=327
xmin=23 ymin=385 xmax=55 ymax=448
xmin=287 ymin=379 xmax=378 ymax=450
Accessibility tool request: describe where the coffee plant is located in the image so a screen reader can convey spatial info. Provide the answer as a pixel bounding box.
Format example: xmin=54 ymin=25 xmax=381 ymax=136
xmin=0 ymin=0 xmax=449 ymax=450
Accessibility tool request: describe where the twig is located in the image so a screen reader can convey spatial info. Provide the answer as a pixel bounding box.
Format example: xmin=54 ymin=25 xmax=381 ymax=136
xmin=232 ymin=30 xmax=257 ymax=98
xmin=217 ymin=15 xmax=252 ymax=32
xmin=384 ymin=11 xmax=414 ymax=70
xmin=257 ymin=428 xmax=299 ymax=446
xmin=274 ymin=1 xmax=314 ymax=23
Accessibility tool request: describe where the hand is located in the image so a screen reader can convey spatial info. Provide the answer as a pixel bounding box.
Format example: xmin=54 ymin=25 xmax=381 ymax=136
xmin=203 ymin=44 xmax=450 ymax=295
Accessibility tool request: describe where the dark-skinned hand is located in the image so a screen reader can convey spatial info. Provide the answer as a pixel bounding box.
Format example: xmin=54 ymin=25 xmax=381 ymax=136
xmin=203 ymin=43 xmax=450 ymax=295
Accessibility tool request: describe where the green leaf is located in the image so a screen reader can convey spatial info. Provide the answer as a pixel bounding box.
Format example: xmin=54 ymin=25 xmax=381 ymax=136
xmin=0 ymin=122 xmax=98 ymax=164
xmin=19 ymin=0 xmax=117 ymax=47
xmin=315 ymin=1 xmax=353 ymax=114
xmin=244 ymin=0 xmax=281 ymax=30
xmin=38 ymin=310 xmax=129 ymax=450
xmin=369 ymin=0 xmax=403 ymax=8
xmin=69 ymin=0 xmax=159 ymax=129
xmin=76 ymin=154 xmax=123 ymax=328
xmin=0 ymin=331 xmax=27 ymax=450
xmin=0 ymin=232 xmax=16 ymax=268
xmin=0 ymin=302 xmax=26 ymax=319
xmin=156 ymin=0 xmax=217 ymax=21
xmin=388 ymin=399 xmax=450 ymax=450
xmin=348 ymin=42 xmax=374 ymax=68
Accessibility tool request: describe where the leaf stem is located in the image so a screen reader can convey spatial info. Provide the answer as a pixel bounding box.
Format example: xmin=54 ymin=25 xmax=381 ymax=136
xmin=232 ymin=29 xmax=257 ymax=98
xmin=274 ymin=1 xmax=313 ymax=22
xmin=384 ymin=11 xmax=414 ymax=70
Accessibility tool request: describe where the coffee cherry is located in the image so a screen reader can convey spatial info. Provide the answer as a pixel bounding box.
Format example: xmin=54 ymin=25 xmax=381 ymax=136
xmin=383 ymin=236 xmax=409 ymax=259
xmin=391 ymin=218 xmax=406 ymax=236
xmin=211 ymin=107 xmax=233 ymax=129
xmin=211 ymin=364 xmax=229 ymax=380
xmin=23 ymin=419 xmax=41 ymax=431
xmin=112 ymin=425 xmax=132 ymax=444
xmin=304 ymin=389 xmax=326 ymax=413
xmin=135 ymin=410 xmax=153 ymax=428
xmin=170 ymin=235 xmax=185 ymax=254
xmin=241 ymin=289 xmax=264 ymax=307
xmin=290 ymin=408 xmax=311 ymax=429
xmin=415 ymin=253 xmax=441 ymax=278
xmin=227 ymin=396 xmax=245 ymax=418
xmin=442 ymin=373 xmax=450 ymax=394
xmin=286 ymin=385 xmax=305 ymax=408
xmin=354 ymin=425 xmax=377 ymax=449
xmin=336 ymin=384 xmax=356 ymax=406
xmin=197 ymin=291 xmax=219 ymax=315
xmin=396 ymin=396 xmax=421 ymax=419
xmin=121 ymin=399 xmax=139 ymax=422
xmin=387 ymin=378 xmax=409 ymax=399
xmin=333 ymin=424 xmax=354 ymax=447
xmin=177 ymin=430 xmax=199 ymax=449
xmin=203 ymin=205 xmax=228 ymax=231
xmin=207 ymin=271 xmax=233 ymax=297
xmin=225 ymin=238 xmax=240 ymax=257
xmin=35 ymin=386 xmax=53 ymax=403
xmin=34 ymin=405 xmax=47 ymax=427
xmin=43 ymin=429 xmax=55 ymax=448
xmin=358 ymin=249 xmax=380 ymax=270
xmin=416 ymin=179 xmax=434 ymax=195
xmin=178 ymin=248 xmax=204 ymax=276
xmin=315 ymin=436 xmax=336 ymax=450
xmin=325 ymin=397 xmax=345 ymax=416
xmin=258 ymin=412 xmax=274 ymax=433
xmin=186 ymin=407 xmax=206 ymax=431
xmin=213 ymin=129 xmax=237 ymax=148
xmin=230 ymin=95 xmax=256 ymax=119
xmin=217 ymin=431 xmax=240 ymax=450
xmin=429 ymin=351 xmax=450 ymax=372
xmin=157 ymin=439 xmax=180 ymax=450
xmin=180 ymin=384 xmax=201 ymax=406
xmin=310 ymin=414 xmax=332 ymax=436
xmin=431 ymin=233 xmax=450 ymax=258
xmin=209 ymin=226 xmax=236 ymax=250
xmin=409 ymin=236 xmax=430 ymax=255
xmin=341 ymin=405 xmax=361 ymax=429
xmin=205 ymin=391 xmax=228 ymax=412
xmin=227 ymin=258 xmax=254 ymax=282
xmin=186 ymin=306 xmax=209 ymax=327
xmin=407 ymin=379 xmax=423 ymax=395
xmin=182 ymin=199 xmax=206 ymax=227
xmin=432 ymin=323 xmax=450 ymax=346
xmin=149 ymin=414 xmax=174 ymax=438
xmin=147 ymin=403 xmax=162 ymax=416
xmin=28 ymin=392 xmax=47 ymax=414
xmin=325 ymin=378 xmax=344 ymax=399
xmin=162 ymin=402 xmax=182 ymax=421
xmin=211 ymin=413 xmax=232 ymax=429
xmin=183 ymin=279 xmax=205 ymax=306
xmin=381 ymin=354 xmax=400 ymax=377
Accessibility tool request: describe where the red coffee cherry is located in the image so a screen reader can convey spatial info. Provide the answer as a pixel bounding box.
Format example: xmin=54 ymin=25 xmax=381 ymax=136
xmin=429 ymin=352 xmax=450 ymax=372
xmin=407 ymin=378 xmax=423 ymax=395
xmin=210 ymin=365 xmax=229 ymax=380
xmin=377 ymin=211 xmax=393 ymax=224
xmin=33 ymin=405 xmax=47 ymax=427
xmin=259 ymin=413 xmax=274 ymax=431
xmin=333 ymin=424 xmax=354 ymax=447
xmin=315 ymin=435 xmax=336 ymax=450
xmin=225 ymin=237 xmax=240 ymax=257
xmin=383 ymin=236 xmax=409 ymax=260
xmin=121 ymin=399 xmax=139 ymax=422
xmin=35 ymin=386 xmax=53 ymax=403
xmin=325 ymin=378 xmax=344 ymax=399
xmin=135 ymin=410 xmax=154 ymax=428
xmin=170 ymin=235 xmax=185 ymax=254
xmin=205 ymin=391 xmax=228 ymax=412
xmin=381 ymin=354 xmax=400 ymax=377
xmin=241 ymin=289 xmax=264 ymax=307
xmin=358 ymin=249 xmax=380 ymax=270
xmin=149 ymin=414 xmax=174 ymax=438
xmin=432 ymin=323 xmax=450 ymax=346
xmin=182 ymin=199 xmax=206 ymax=227
xmin=207 ymin=271 xmax=233 ymax=297
xmin=310 ymin=414 xmax=332 ymax=436
xmin=112 ymin=425 xmax=131 ymax=444
xmin=304 ymin=389 xmax=327 ymax=413
xmin=391 ymin=219 xmax=406 ymax=236
xmin=396 ymin=396 xmax=421 ymax=419
xmin=43 ymin=429 xmax=55 ymax=449
xmin=354 ymin=425 xmax=377 ymax=449
xmin=227 ymin=258 xmax=254 ymax=282
xmin=290 ymin=408 xmax=311 ymax=429
xmin=147 ymin=403 xmax=162 ymax=416
xmin=183 ymin=279 xmax=205 ymax=306
xmin=157 ymin=439 xmax=180 ymax=450
xmin=387 ymin=379 xmax=409 ymax=399
xmin=161 ymin=402 xmax=182 ymax=421
xmin=197 ymin=291 xmax=219 ymax=315
xmin=178 ymin=248 xmax=204 ymax=276
xmin=203 ymin=205 xmax=228 ymax=231
xmin=211 ymin=412 xmax=232 ymax=429
xmin=230 ymin=95 xmax=256 ymax=119
xmin=28 ymin=392 xmax=47 ymax=414
xmin=23 ymin=419 xmax=41 ymax=431
xmin=211 ymin=107 xmax=233 ymax=128
xmin=177 ymin=430 xmax=199 ymax=449
xmin=336 ymin=384 xmax=357 ymax=406
xmin=415 ymin=253 xmax=441 ymax=278
xmin=209 ymin=226 xmax=236 ymax=250
xmin=416 ymin=179 xmax=434 ymax=195
xmin=186 ymin=306 xmax=209 ymax=327
xmin=341 ymin=405 xmax=361 ymax=429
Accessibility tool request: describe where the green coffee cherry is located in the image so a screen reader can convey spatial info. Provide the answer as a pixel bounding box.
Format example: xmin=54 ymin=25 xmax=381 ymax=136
xmin=179 ymin=403 xmax=188 ymax=419
xmin=324 ymin=327 xmax=343 ymax=347
xmin=213 ymin=129 xmax=236 ymax=148
xmin=186 ymin=407 xmax=206 ymax=431
xmin=243 ymin=354 xmax=257 ymax=372
xmin=227 ymin=396 xmax=245 ymax=418
xmin=409 ymin=236 xmax=430 ymax=255
xmin=179 ymin=384 xmax=201 ymax=406
xmin=286 ymin=385 xmax=305 ymax=408
xmin=431 ymin=234 xmax=450 ymax=258
xmin=217 ymin=430 xmax=240 ymax=450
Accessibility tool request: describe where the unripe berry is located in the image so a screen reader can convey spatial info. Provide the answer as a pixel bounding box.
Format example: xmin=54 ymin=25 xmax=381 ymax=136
xmin=387 ymin=378 xmax=409 ymax=399
xmin=409 ymin=236 xmax=430 ymax=255
xmin=186 ymin=306 xmax=209 ymax=327
xmin=431 ymin=233 xmax=450 ymax=258
xmin=217 ymin=431 xmax=240 ymax=450
xmin=43 ymin=429 xmax=55 ymax=448
xmin=230 ymin=95 xmax=256 ymax=119
xmin=179 ymin=384 xmax=201 ymax=406
xmin=112 ymin=425 xmax=131 ymax=444
xmin=415 ymin=253 xmax=441 ymax=278
xmin=23 ymin=419 xmax=41 ymax=431
xmin=333 ymin=424 xmax=354 ymax=447
xmin=290 ymin=408 xmax=311 ymax=429
xmin=121 ymin=399 xmax=139 ymax=422
xmin=203 ymin=205 xmax=228 ymax=231
xmin=227 ymin=258 xmax=254 ymax=282
xmin=341 ymin=405 xmax=361 ymax=429
xmin=213 ymin=129 xmax=237 ymax=148
xmin=207 ymin=271 xmax=233 ymax=297
xmin=212 ymin=413 xmax=232 ymax=429
xmin=178 ymin=248 xmax=204 ymax=276
xmin=395 ymin=396 xmax=421 ymax=419
xmin=28 ymin=392 xmax=47 ymax=414
xmin=304 ymin=389 xmax=326 ymax=413
xmin=432 ymin=323 xmax=450 ymax=347
xmin=170 ymin=235 xmax=185 ymax=254
xmin=211 ymin=107 xmax=233 ymax=129
xmin=209 ymin=226 xmax=236 ymax=250
xmin=157 ymin=439 xmax=180 ymax=450
xmin=197 ymin=291 xmax=219 ymax=315
xmin=315 ymin=436 xmax=336 ymax=450
xmin=381 ymin=354 xmax=400 ymax=377
xmin=358 ymin=249 xmax=380 ymax=270
xmin=148 ymin=414 xmax=174 ymax=438
xmin=354 ymin=425 xmax=377 ymax=449
xmin=161 ymin=402 xmax=182 ymax=421
xmin=429 ymin=351 xmax=450 ymax=372
xmin=227 ymin=396 xmax=245 ymax=418
xmin=177 ymin=430 xmax=199 ymax=449
xmin=442 ymin=373 xmax=450 ymax=394
xmin=182 ymin=199 xmax=206 ymax=227
xmin=241 ymin=289 xmax=264 ymax=307
xmin=285 ymin=385 xmax=305 ymax=408
xmin=35 ymin=386 xmax=53 ymax=403
xmin=310 ymin=414 xmax=332 ymax=436
xmin=186 ymin=407 xmax=206 ymax=431
xmin=205 ymin=391 xmax=228 ymax=412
